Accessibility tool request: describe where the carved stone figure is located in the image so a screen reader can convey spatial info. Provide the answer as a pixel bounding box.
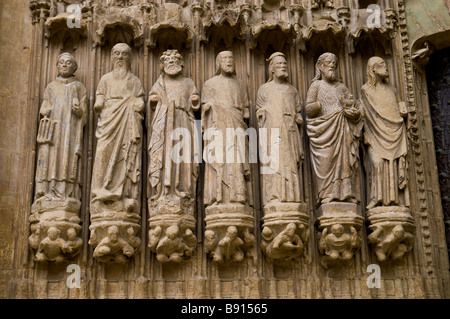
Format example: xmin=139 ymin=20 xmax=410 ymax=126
xmin=93 ymin=226 xmax=137 ymax=264
xmin=35 ymin=227 xmax=70 ymax=263
xmin=30 ymin=52 xmax=85 ymax=263
xmin=155 ymin=225 xmax=196 ymax=263
xmin=256 ymin=52 xmax=309 ymax=262
xmin=202 ymin=51 xmax=254 ymax=264
xmin=311 ymin=0 xmax=333 ymax=10
xmin=89 ymin=43 xmax=143 ymax=263
xmin=262 ymin=223 xmax=308 ymax=261
xmin=368 ymin=224 xmax=415 ymax=262
xmin=147 ymin=50 xmax=199 ymax=263
xmin=362 ymin=56 xmax=410 ymax=209
xmin=362 ymin=57 xmax=416 ymax=262
xmin=319 ymin=224 xmax=360 ymax=268
xmin=305 ymin=52 xmax=363 ymax=206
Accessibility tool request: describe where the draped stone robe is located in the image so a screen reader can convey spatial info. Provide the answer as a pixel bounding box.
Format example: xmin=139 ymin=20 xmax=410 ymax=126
xmin=91 ymin=72 xmax=144 ymax=208
xmin=256 ymin=81 xmax=303 ymax=205
xmin=361 ymin=82 xmax=409 ymax=207
xmin=306 ymin=80 xmax=363 ymax=204
xmin=201 ymin=74 xmax=253 ymax=206
xmin=148 ymin=75 xmax=199 ymax=202
xmin=35 ymin=76 xmax=87 ymax=201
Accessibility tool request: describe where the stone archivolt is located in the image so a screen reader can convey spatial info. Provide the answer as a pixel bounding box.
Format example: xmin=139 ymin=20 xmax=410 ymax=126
xmin=25 ymin=0 xmax=439 ymax=299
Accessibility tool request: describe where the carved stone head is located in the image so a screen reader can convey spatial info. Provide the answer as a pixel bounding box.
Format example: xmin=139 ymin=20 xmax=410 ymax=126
xmin=57 ymin=53 xmax=78 ymax=78
xmin=111 ymin=43 xmax=132 ymax=71
xmin=313 ymin=52 xmax=338 ymax=83
xmin=268 ymin=52 xmax=288 ymax=82
xmin=366 ymin=56 xmax=389 ymax=86
xmin=215 ymin=51 xmax=236 ymax=76
xmin=160 ymin=49 xmax=184 ymax=76
xmin=48 ymin=226 xmax=61 ymax=241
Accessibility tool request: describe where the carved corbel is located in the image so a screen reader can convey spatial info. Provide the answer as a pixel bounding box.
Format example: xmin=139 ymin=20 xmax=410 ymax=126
xmin=204 ymin=205 xmax=255 ymax=264
xmin=289 ymin=4 xmax=305 ymax=35
xmin=316 ymin=203 xmax=364 ymax=269
xmin=261 ymin=203 xmax=309 ymax=262
xmin=367 ymin=207 xmax=415 ymax=262
xmin=239 ymin=3 xmax=253 ymax=36
xmin=336 ymin=6 xmax=350 ymax=27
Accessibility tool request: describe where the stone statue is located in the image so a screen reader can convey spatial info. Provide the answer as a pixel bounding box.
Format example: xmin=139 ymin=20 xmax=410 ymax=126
xmin=89 ymin=43 xmax=143 ymax=262
xmin=362 ymin=57 xmax=415 ymax=262
xmin=206 ymin=226 xmax=245 ymax=263
xmin=30 ymin=52 xmax=85 ymax=263
xmin=305 ymin=52 xmax=363 ymax=206
xmin=202 ymin=51 xmax=255 ymax=264
xmin=147 ymin=49 xmax=200 ymax=263
xmin=368 ymin=224 xmax=415 ymax=262
xmin=155 ymin=225 xmax=196 ymax=263
xmin=311 ymin=0 xmax=333 ymax=10
xmin=35 ymin=52 xmax=86 ymax=204
xmin=361 ymin=56 xmax=410 ymax=209
xmin=256 ymin=52 xmax=309 ymax=262
xmin=318 ymin=224 xmax=360 ymax=268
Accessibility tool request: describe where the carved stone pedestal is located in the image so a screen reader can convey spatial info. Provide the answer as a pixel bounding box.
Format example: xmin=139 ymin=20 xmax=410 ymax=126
xmin=367 ymin=206 xmax=415 ymax=262
xmin=89 ymin=204 xmax=141 ymax=264
xmin=317 ymin=202 xmax=363 ymax=269
xmin=204 ymin=204 xmax=255 ymax=264
xmin=261 ymin=202 xmax=309 ymax=262
xmin=29 ymin=198 xmax=82 ymax=263
xmin=148 ymin=196 xmax=197 ymax=263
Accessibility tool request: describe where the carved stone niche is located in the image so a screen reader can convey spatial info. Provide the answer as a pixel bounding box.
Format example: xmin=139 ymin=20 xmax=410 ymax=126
xmin=317 ymin=203 xmax=364 ymax=269
xmin=261 ymin=203 xmax=309 ymax=262
xmin=204 ymin=205 xmax=255 ymax=264
xmin=367 ymin=207 xmax=415 ymax=262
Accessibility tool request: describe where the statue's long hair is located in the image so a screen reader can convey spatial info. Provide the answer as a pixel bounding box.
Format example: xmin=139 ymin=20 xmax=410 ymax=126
xmin=366 ymin=56 xmax=387 ymax=87
xmin=215 ymin=51 xmax=237 ymax=76
xmin=267 ymin=52 xmax=287 ymax=82
xmin=311 ymin=52 xmax=337 ymax=84
xmin=159 ymin=49 xmax=185 ymax=73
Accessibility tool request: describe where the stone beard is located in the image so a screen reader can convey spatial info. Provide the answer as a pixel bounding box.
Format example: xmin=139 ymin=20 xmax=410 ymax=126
xmin=90 ymin=43 xmax=145 ymax=213
xmin=361 ymin=56 xmax=410 ymax=209
xmin=201 ymin=51 xmax=253 ymax=206
xmin=35 ymin=53 xmax=87 ymax=202
xmin=148 ymin=50 xmax=199 ymax=204
xmin=256 ymin=53 xmax=304 ymax=204
xmin=305 ymin=53 xmax=363 ymax=205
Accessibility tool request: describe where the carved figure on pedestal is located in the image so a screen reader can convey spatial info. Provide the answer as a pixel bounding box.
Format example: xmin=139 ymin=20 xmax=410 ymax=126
xmin=319 ymin=224 xmax=360 ymax=267
xmin=256 ymin=52 xmax=309 ymax=262
xmin=89 ymin=43 xmax=143 ymax=262
xmin=263 ymin=223 xmax=307 ymax=261
xmin=361 ymin=56 xmax=409 ymax=209
xmin=155 ymin=225 xmax=196 ymax=263
xmin=311 ymin=0 xmax=333 ymax=10
xmin=362 ymin=56 xmax=415 ymax=262
xmin=368 ymin=224 xmax=414 ymax=262
xmin=306 ymin=52 xmax=363 ymax=206
xmin=30 ymin=52 xmax=85 ymax=263
xmin=147 ymin=49 xmax=199 ymax=263
xmin=202 ymin=51 xmax=254 ymax=264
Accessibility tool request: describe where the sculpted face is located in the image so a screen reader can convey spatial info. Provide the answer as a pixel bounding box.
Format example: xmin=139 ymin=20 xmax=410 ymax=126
xmin=163 ymin=55 xmax=183 ymax=76
xmin=219 ymin=51 xmax=235 ymax=75
xmin=57 ymin=55 xmax=77 ymax=78
xmin=372 ymin=58 xmax=389 ymax=79
xmin=319 ymin=55 xmax=337 ymax=82
xmin=271 ymin=56 xmax=289 ymax=80
xmin=108 ymin=226 xmax=119 ymax=243
xmin=112 ymin=44 xmax=132 ymax=70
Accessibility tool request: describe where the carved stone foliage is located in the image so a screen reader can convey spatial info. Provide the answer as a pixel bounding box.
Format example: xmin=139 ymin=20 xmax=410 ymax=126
xmin=202 ymin=51 xmax=255 ymax=264
xmin=361 ymin=56 xmax=416 ymax=262
xmin=257 ymin=52 xmax=309 ymax=262
xmin=29 ymin=53 xmax=86 ymax=263
xmin=89 ymin=43 xmax=143 ymax=263
xmin=147 ymin=49 xmax=200 ymax=263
